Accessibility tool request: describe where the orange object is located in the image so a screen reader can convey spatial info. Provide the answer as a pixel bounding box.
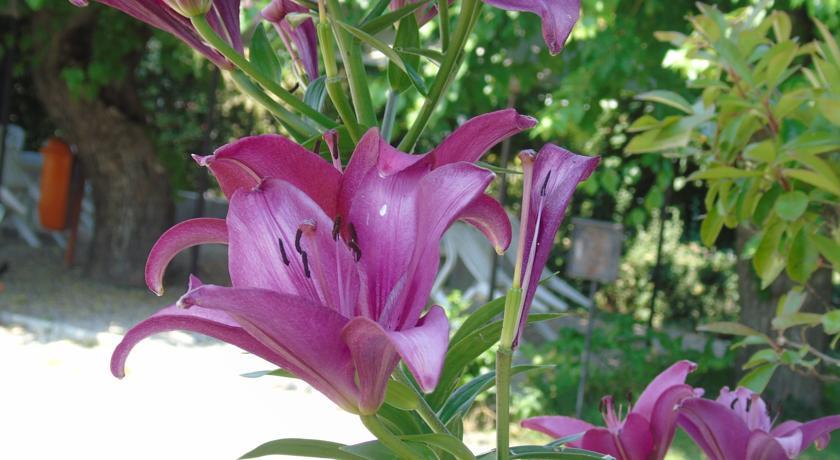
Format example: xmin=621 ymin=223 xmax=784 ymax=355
xmin=38 ymin=138 xmax=74 ymax=231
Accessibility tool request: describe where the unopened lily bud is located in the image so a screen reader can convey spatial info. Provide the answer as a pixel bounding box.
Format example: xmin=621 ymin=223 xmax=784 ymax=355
xmin=164 ymin=0 xmax=212 ymax=17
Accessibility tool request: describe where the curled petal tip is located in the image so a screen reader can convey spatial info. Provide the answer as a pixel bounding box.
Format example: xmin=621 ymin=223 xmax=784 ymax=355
xmin=495 ymin=246 xmax=505 ymax=256
xmin=69 ymin=0 xmax=89 ymax=6
xmin=192 ymin=153 xmax=212 ymax=166
xmin=517 ymin=114 xmax=538 ymax=129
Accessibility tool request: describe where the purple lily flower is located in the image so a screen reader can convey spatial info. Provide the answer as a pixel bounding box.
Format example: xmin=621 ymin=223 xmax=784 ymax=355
xmin=484 ymin=0 xmax=580 ymax=55
xmin=677 ymin=386 xmax=840 ymax=460
xmin=261 ymin=0 xmax=319 ymax=82
xmin=112 ymin=109 xmax=536 ymax=414
xmin=69 ymin=0 xmax=243 ymax=69
xmin=510 ymin=146 xmax=598 ymax=346
xmin=523 ymin=360 xmax=701 ymax=460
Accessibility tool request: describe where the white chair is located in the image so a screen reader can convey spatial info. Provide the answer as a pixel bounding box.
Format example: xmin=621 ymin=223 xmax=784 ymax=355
xmin=0 ymin=124 xmax=41 ymax=247
xmin=437 ymin=221 xmax=590 ymax=341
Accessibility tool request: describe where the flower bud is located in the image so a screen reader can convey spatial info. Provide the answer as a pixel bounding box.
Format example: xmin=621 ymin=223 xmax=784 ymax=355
xmin=163 ymin=0 xmax=212 ymax=17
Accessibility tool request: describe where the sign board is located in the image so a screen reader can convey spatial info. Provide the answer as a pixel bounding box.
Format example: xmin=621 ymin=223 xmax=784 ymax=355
xmin=566 ymin=218 xmax=623 ymax=283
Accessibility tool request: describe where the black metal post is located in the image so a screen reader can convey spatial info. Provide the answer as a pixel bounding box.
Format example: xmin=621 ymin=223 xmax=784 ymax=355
xmin=575 ymin=280 xmax=599 ymax=418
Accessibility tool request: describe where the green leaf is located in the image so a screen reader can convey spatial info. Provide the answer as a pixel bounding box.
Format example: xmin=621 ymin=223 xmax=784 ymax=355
xmin=384 ymin=379 xmax=420 ymax=411
xmin=744 ymin=140 xmax=776 ymax=163
xmin=784 ymin=169 xmax=840 ymax=196
xmin=714 ymin=37 xmax=754 ymax=85
xmin=762 ymin=40 xmax=797 ymax=89
xmin=334 ymin=19 xmax=428 ymax=96
xmin=689 ymin=167 xmax=762 ymax=181
xmin=744 ymin=349 xmax=779 ymax=370
xmin=772 ymin=312 xmax=822 ymax=330
xmin=777 ymin=288 xmax=806 ymax=317
xmin=817 ymin=95 xmax=840 ymax=126
xmin=753 ymin=184 xmax=782 ymax=226
xmin=809 ymin=233 xmax=840 ymax=269
xmin=437 ymin=365 xmax=548 ymax=425
xmin=240 ymin=368 xmax=297 ymax=379
xmin=753 ymin=221 xmax=785 ymax=288
xmin=636 ymin=90 xmax=694 ymax=114
xmin=388 ymin=15 xmax=420 ymax=93
xmin=304 ymin=76 xmax=328 ymax=111
xmin=399 ymin=434 xmax=476 ymax=460
xmin=822 ymin=310 xmax=840 ymax=335
xmin=240 ymin=439 xmax=364 ymax=459
xmin=698 ymin=322 xmax=763 ymax=337
xmin=700 ymin=206 xmax=724 ymax=247
xmin=450 ymin=296 xmax=506 ymax=347
xmin=395 ymin=47 xmax=444 ymax=65
xmin=359 ymin=0 xmax=392 ymax=26
xmin=774 ymin=191 xmax=808 ymax=221
xmin=738 ymin=363 xmax=778 ymax=394
xmin=477 ymin=445 xmax=615 ymax=459
xmin=360 ymin=0 xmax=429 ymax=35
xmin=430 ymin=313 xmax=563 ymax=408
xmin=341 ymin=441 xmax=400 ymax=460
xmin=786 ymin=228 xmax=819 ymax=283
xmin=250 ymin=24 xmax=282 ymax=80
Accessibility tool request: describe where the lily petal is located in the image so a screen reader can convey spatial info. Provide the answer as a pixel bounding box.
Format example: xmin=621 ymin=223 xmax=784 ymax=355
xmin=617 ymin=413 xmax=655 ymax=460
xmin=145 ymin=218 xmax=228 ymax=296
xmin=520 ymin=416 xmax=593 ymax=448
xmin=677 ymin=398 xmax=751 ymax=460
xmin=178 ymin=283 xmax=360 ymax=413
xmin=227 ymin=179 xmax=356 ymax=311
xmin=580 ymin=427 xmax=623 ymax=460
xmin=633 ymin=360 xmax=697 ymax=422
xmin=262 ymin=0 xmax=319 ymax=81
xmin=342 ymin=306 xmax=450 ymax=414
xmin=196 ymin=134 xmax=341 ymax=215
xmin=792 ymin=415 xmax=840 ymax=451
xmin=746 ymin=431 xmax=792 ymax=460
xmin=459 ymin=193 xmax=513 ymax=254
xmin=111 ymin=303 xmax=284 ymax=381
xmin=388 ymin=162 xmax=496 ymax=329
xmin=516 ymin=144 xmax=598 ymax=345
xmin=429 ymin=109 xmax=537 ymax=167
xmin=483 ymin=0 xmax=580 ymax=55
xmin=649 ymin=383 xmax=697 ymax=460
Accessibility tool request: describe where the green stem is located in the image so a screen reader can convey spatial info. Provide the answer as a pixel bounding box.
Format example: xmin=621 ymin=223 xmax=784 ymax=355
xmin=230 ymin=71 xmax=314 ymax=141
xmin=381 ymin=90 xmax=399 ymax=142
xmin=495 ymin=287 xmax=521 ymax=460
xmin=495 ymin=346 xmax=513 ymax=460
xmin=326 ymin=0 xmax=377 ymax=129
xmin=397 ymin=0 xmax=480 ymax=151
xmin=360 ymin=415 xmax=424 ymax=460
xmin=394 ymin=369 xmax=451 ymax=435
xmin=438 ymin=0 xmax=450 ymax=51
xmin=317 ymin=20 xmax=362 ymax=142
xmin=191 ymin=15 xmax=336 ymax=131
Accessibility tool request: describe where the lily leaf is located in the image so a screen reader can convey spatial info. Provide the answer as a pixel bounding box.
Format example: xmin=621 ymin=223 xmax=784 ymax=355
xmin=636 ymin=90 xmax=694 ymax=114
xmin=250 ymin=24 xmax=281 ymax=81
xmin=240 ymin=438 xmax=364 ymax=459
xmin=334 ymin=19 xmax=428 ymax=95
xmin=438 ymin=365 xmax=549 ymax=425
xmin=399 ymin=434 xmax=476 ymax=460
xmin=304 ymin=76 xmax=328 ymax=111
xmin=360 ymin=0 xmax=429 ymax=35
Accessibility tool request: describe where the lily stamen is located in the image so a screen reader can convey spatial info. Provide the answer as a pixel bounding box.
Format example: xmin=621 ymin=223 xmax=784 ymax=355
xmin=278 ymin=238 xmax=290 ymax=265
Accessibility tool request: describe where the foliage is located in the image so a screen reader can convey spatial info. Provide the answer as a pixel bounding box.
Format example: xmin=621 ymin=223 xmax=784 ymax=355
xmin=518 ymin=311 xmax=735 ymax=421
xmin=626 ymin=3 xmax=840 ymax=387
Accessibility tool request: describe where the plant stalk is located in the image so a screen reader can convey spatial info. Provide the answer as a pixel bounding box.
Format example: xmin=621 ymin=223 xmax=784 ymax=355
xmin=326 ymin=0 xmax=378 ymax=129
xmin=397 ymin=0 xmax=481 ymax=151
xmin=317 ymin=18 xmax=362 ymax=142
xmin=191 ymin=15 xmax=336 ymax=131
xmin=394 ymin=369 xmax=451 ymax=435
xmin=439 ymin=0 xmax=450 ymax=51
xmin=495 ymin=287 xmax=522 ymax=460
xmin=230 ymin=71 xmax=314 ymax=141
xmin=360 ymin=415 xmax=424 ymax=460
xmin=381 ymin=90 xmax=399 ymax=142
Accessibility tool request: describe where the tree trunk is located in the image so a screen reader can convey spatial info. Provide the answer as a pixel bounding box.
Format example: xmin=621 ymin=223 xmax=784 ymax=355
xmin=31 ymin=9 xmax=173 ymax=286
xmin=736 ymin=227 xmax=830 ymax=411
